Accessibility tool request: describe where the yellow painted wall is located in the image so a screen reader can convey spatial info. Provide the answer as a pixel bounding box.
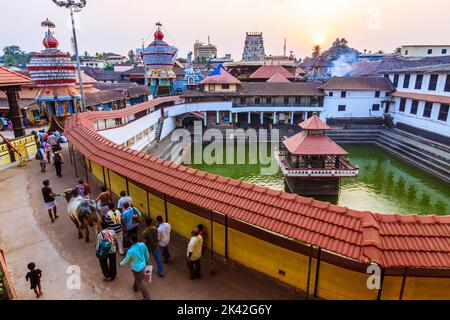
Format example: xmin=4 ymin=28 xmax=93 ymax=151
xmin=83 ymin=159 xmax=450 ymax=300
xmin=0 ymin=135 xmax=37 ymax=167
xmin=0 ymin=143 xmax=10 ymax=167
xmin=128 ymin=182 xmax=148 ymax=215
xmin=148 ymin=193 xmax=165 ymax=219
xmin=108 ymin=170 xmax=126 ymax=196
xmin=316 ymin=261 xmax=378 ymax=300
xmin=204 ymin=84 xmax=237 ymax=92
xmin=227 ymin=228 xmax=311 ymax=291
xmin=90 ymin=162 xmax=104 ymax=183
xmin=380 ymin=276 xmax=403 ymax=300
xmin=403 ymin=277 xmax=450 ymax=300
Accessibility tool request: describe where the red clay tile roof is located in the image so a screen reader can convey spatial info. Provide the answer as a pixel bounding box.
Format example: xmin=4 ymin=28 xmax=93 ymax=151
xmin=64 ymin=97 xmax=450 ymax=269
xmin=391 ymin=91 xmax=450 ymax=105
xmin=0 ymin=66 xmax=32 ymax=87
xmin=300 ymin=115 xmax=331 ymax=130
xmin=319 ymin=76 xmax=395 ymax=92
xmin=266 ymin=73 xmax=291 ymax=83
xmin=250 ymin=65 xmax=294 ymax=79
xmin=199 ymin=68 xmax=241 ymax=85
xmin=283 ymin=132 xmax=348 ymax=156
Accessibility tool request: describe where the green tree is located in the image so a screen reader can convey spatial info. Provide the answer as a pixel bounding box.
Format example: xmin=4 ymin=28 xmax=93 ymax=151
xmin=104 ymin=64 xmax=114 ymax=71
xmin=4 ymin=54 xmax=15 ymax=66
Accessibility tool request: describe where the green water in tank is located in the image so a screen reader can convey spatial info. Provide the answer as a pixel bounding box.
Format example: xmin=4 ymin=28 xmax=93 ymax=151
xmin=184 ymin=143 xmax=449 ymax=215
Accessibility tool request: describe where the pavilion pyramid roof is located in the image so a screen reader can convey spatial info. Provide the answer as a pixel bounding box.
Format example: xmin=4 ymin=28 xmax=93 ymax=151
xmin=0 ymin=66 xmax=32 ymax=87
xmin=266 ymin=73 xmax=291 ymax=83
xmin=249 ymin=64 xmax=293 ymax=79
xmin=283 ymin=131 xmax=348 ymax=156
xmin=199 ymin=64 xmax=241 ymax=85
xmin=299 ymin=115 xmax=331 ymax=130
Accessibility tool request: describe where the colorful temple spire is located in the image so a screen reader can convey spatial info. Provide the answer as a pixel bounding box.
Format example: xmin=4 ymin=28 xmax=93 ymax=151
xmin=27 ymin=19 xmax=80 ymax=118
xmin=141 ymin=22 xmax=177 ymax=97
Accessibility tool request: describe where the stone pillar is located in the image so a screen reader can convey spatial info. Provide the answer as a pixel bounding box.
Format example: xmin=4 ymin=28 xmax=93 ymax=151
xmin=290 ymin=112 xmax=294 ymax=125
xmin=229 ymin=111 xmax=233 ymax=124
xmin=216 ymin=110 xmax=220 ymax=124
xmin=203 ymin=112 xmax=207 ymax=126
xmin=235 ymin=113 xmax=238 ymax=123
xmin=260 ymin=112 xmax=264 ymax=125
xmin=248 ymin=112 xmax=251 ymax=124
xmin=4 ymin=87 xmax=25 ymax=138
xmin=273 ymin=112 xmax=277 ymax=124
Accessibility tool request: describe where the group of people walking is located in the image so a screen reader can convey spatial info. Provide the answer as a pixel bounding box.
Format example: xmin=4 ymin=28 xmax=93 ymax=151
xmin=38 ymin=156 xmax=206 ymax=300
xmin=91 ymin=188 xmax=177 ymax=300
xmin=35 ymin=130 xmax=65 ymax=177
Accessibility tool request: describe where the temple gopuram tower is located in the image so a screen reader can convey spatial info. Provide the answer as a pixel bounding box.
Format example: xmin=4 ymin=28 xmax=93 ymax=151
xmin=27 ymin=19 xmax=80 ymax=131
xmin=142 ymin=22 xmax=177 ymax=97
xmin=242 ymin=32 xmax=265 ymax=61
xmin=276 ymin=115 xmax=359 ymax=196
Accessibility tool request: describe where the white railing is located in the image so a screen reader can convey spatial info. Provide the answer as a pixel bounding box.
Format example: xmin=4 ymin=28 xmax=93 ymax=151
xmin=275 ymin=151 xmax=359 ymax=177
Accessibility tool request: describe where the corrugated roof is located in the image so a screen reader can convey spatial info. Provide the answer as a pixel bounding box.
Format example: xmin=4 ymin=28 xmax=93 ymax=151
xmin=283 ymin=132 xmax=348 ymax=156
xmin=319 ymin=76 xmax=395 ymax=91
xmin=250 ymin=65 xmax=294 ymax=79
xmin=64 ymin=96 xmax=450 ymax=269
xmin=0 ymin=66 xmax=32 ymax=87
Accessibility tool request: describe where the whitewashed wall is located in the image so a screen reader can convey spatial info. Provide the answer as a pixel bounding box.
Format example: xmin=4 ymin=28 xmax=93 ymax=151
xmin=322 ymin=90 xmax=388 ymax=119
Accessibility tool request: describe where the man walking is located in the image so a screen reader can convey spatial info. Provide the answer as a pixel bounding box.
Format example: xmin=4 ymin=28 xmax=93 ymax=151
xmin=117 ymin=191 xmax=132 ymax=212
xmin=104 ymin=203 xmax=124 ymax=255
xmin=42 ymin=180 xmax=58 ymax=223
xmin=122 ymin=202 xmax=142 ymax=237
xmin=156 ymin=215 xmax=171 ymax=264
xmin=52 ymin=148 xmax=64 ymax=178
xmin=142 ymin=217 xmax=164 ymax=277
xmin=120 ymin=234 xmax=150 ymax=300
xmin=186 ymin=230 xmax=203 ymax=280
xmin=96 ymin=220 xmax=119 ymax=281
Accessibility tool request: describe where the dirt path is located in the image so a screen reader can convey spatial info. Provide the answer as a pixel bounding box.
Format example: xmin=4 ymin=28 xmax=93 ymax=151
xmin=0 ymin=143 xmax=302 ymax=300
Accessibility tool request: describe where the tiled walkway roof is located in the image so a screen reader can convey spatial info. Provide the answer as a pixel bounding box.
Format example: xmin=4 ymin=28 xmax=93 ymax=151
xmin=65 ymin=97 xmax=450 ymax=269
xmin=0 ymin=66 xmax=32 ymax=87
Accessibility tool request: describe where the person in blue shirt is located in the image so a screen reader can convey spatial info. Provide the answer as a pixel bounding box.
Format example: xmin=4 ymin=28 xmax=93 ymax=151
xmin=120 ymin=234 xmax=150 ymax=300
xmin=121 ymin=202 xmax=141 ymax=239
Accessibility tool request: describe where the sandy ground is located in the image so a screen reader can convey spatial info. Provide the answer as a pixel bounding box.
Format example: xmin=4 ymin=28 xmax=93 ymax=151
xmin=0 ymin=143 xmax=303 ymax=300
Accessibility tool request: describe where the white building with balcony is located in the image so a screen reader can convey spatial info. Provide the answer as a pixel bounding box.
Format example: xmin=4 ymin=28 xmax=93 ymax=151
xmin=382 ymin=64 xmax=450 ymax=139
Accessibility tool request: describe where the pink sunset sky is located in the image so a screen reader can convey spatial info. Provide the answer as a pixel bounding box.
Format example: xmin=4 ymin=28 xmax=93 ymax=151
xmin=1 ymin=0 xmax=449 ymax=59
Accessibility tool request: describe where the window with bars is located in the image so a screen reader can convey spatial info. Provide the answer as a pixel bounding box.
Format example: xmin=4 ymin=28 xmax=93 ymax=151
xmin=338 ymin=105 xmax=346 ymax=112
xmin=372 ymin=104 xmax=380 ymax=111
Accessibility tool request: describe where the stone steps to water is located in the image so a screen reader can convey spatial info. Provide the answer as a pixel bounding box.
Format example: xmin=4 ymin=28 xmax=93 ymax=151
xmin=391 ymin=128 xmax=449 ymax=152
xmin=386 ymin=129 xmax=450 ymax=155
xmin=375 ymin=141 xmax=450 ymax=184
xmin=378 ymin=134 xmax=450 ymax=166
xmin=377 ymin=137 xmax=450 ymax=175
